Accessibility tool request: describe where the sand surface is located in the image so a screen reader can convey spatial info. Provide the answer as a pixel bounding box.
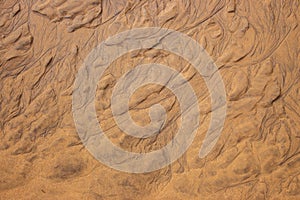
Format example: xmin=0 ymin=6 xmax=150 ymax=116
xmin=0 ymin=0 xmax=300 ymax=199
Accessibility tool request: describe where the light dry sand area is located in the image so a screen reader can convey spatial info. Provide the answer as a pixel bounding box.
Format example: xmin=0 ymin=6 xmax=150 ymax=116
xmin=0 ymin=0 xmax=300 ymax=199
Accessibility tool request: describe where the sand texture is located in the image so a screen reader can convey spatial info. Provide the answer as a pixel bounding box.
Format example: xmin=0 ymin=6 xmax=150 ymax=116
xmin=0 ymin=0 xmax=300 ymax=199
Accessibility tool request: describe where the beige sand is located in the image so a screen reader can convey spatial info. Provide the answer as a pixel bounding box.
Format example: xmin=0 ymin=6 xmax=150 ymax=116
xmin=0 ymin=0 xmax=299 ymax=199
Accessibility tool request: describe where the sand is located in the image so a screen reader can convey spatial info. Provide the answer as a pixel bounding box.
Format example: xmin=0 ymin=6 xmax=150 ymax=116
xmin=0 ymin=0 xmax=300 ymax=199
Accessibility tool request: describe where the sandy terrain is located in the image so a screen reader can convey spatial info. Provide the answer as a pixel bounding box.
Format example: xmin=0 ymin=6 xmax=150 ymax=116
xmin=0 ymin=0 xmax=300 ymax=199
